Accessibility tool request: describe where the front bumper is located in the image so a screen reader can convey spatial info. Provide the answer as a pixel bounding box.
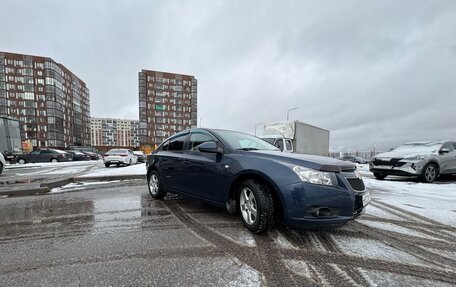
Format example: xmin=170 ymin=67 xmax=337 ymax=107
xmin=369 ymin=160 xmax=425 ymax=176
xmin=279 ymin=174 xmax=370 ymax=229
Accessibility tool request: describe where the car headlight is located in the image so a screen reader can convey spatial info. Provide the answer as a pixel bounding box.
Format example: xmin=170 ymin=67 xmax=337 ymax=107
xmin=293 ymin=166 xmax=338 ymax=186
xmin=403 ymin=155 xmax=426 ymax=160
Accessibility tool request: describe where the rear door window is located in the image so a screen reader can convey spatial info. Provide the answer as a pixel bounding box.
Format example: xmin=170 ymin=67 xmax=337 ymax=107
xmin=168 ymin=134 xmax=188 ymax=151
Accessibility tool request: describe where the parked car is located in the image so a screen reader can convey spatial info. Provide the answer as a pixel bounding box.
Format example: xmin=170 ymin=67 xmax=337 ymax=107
xmin=146 ymin=128 xmax=369 ymax=233
xmin=0 ymin=152 xmax=6 ymax=175
xmin=66 ymin=150 xmax=91 ymax=161
xmin=340 ymin=156 xmax=368 ymax=164
xmin=103 ymin=149 xmax=137 ymax=167
xmin=370 ymin=141 xmax=456 ymax=183
xmin=82 ymin=151 xmax=101 ymax=160
xmin=16 ymin=149 xmax=73 ymax=164
xmin=133 ymin=151 xmax=146 ymax=163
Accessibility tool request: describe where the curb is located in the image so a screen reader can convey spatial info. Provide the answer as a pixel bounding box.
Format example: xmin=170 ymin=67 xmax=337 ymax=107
xmin=74 ymin=174 xmax=145 ymax=182
xmin=0 ymin=174 xmax=145 ymax=197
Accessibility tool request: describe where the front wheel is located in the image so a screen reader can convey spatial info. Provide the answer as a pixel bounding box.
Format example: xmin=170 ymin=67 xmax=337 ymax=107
xmin=105 ymin=163 xmax=110 ymax=168
xmin=147 ymin=170 xmax=167 ymax=199
xmin=18 ymin=158 xmax=26 ymax=164
xmin=421 ymin=163 xmax=438 ymax=183
xmin=0 ymin=162 xmax=3 ymax=175
xmin=50 ymin=158 xmax=58 ymax=163
xmin=373 ymin=172 xmax=387 ymax=180
xmin=238 ymin=179 xmax=274 ymax=234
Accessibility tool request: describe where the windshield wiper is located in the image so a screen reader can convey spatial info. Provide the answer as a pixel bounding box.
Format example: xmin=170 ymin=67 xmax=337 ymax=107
xmin=237 ymin=148 xmax=260 ymax=151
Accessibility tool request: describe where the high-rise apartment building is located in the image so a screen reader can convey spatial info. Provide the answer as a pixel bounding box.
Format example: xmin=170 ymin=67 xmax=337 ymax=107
xmin=0 ymin=52 xmax=90 ymax=148
xmin=138 ymin=70 xmax=197 ymax=147
xmin=90 ymin=117 xmax=140 ymax=148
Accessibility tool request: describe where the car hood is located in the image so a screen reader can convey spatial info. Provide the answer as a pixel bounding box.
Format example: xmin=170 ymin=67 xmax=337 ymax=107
xmin=244 ymin=150 xmax=355 ymax=172
xmin=375 ymin=150 xmax=435 ymax=159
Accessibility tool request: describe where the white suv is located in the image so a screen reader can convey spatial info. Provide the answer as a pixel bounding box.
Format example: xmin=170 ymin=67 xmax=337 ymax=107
xmin=0 ymin=152 xmax=6 ymax=175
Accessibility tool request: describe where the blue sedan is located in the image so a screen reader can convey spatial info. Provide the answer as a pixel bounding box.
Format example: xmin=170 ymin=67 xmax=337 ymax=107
xmin=146 ymin=129 xmax=370 ymax=233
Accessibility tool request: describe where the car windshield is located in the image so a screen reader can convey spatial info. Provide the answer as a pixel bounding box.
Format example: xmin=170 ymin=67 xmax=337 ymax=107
xmin=216 ymin=130 xmax=280 ymax=151
xmin=393 ymin=142 xmax=441 ymax=153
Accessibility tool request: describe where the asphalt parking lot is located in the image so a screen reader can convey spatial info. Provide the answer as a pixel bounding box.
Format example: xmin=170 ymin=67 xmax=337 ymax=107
xmin=0 ymin=175 xmax=455 ymax=286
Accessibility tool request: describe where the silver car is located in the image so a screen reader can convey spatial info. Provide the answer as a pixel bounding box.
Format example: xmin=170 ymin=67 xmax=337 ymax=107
xmin=0 ymin=152 xmax=5 ymax=175
xmin=369 ymin=141 xmax=456 ymax=183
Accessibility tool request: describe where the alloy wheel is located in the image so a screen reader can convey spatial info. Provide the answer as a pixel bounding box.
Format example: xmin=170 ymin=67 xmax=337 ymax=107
xmin=425 ymin=165 xmax=436 ymax=182
xmin=240 ymin=187 xmax=258 ymax=225
xmin=149 ymin=174 xmax=159 ymax=195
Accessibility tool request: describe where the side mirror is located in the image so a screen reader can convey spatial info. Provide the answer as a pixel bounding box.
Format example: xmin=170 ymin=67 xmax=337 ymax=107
xmin=439 ymin=148 xmax=450 ymax=154
xmin=198 ymin=141 xmax=222 ymax=153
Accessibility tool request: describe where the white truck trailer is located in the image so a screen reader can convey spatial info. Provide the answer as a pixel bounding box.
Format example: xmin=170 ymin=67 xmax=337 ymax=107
xmin=260 ymin=120 xmax=330 ymax=156
xmin=0 ymin=117 xmax=22 ymax=162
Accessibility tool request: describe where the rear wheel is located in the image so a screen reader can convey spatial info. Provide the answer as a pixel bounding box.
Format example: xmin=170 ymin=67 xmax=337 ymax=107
xmin=105 ymin=163 xmax=110 ymax=168
xmin=18 ymin=158 xmax=26 ymax=164
xmin=50 ymin=158 xmax=58 ymax=163
xmin=147 ymin=170 xmax=167 ymax=199
xmin=0 ymin=162 xmax=3 ymax=175
xmin=373 ymin=172 xmax=387 ymax=180
xmin=421 ymin=163 xmax=438 ymax=183
xmin=238 ymin=179 xmax=274 ymax=234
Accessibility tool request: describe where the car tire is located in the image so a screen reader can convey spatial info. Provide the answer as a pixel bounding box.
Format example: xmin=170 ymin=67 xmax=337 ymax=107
xmin=238 ymin=179 xmax=274 ymax=234
xmin=128 ymin=159 xmax=132 ymax=166
xmin=147 ymin=170 xmax=167 ymax=199
xmin=18 ymin=158 xmax=26 ymax=164
xmin=50 ymin=158 xmax=58 ymax=163
xmin=105 ymin=163 xmax=110 ymax=168
xmin=0 ymin=162 xmax=3 ymax=175
xmin=373 ymin=172 xmax=387 ymax=180
xmin=420 ymin=163 xmax=439 ymax=183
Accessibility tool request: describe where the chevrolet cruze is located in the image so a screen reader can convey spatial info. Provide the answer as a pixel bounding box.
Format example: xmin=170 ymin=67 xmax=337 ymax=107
xmin=146 ymin=129 xmax=370 ymax=233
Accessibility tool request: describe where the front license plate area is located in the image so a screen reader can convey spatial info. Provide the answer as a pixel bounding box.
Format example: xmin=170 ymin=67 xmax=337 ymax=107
xmin=362 ymin=192 xmax=371 ymax=206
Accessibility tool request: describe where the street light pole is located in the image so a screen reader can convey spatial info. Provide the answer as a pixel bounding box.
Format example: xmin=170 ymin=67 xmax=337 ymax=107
xmin=287 ymin=107 xmax=298 ymax=121
xmin=254 ymin=123 xmax=264 ymax=136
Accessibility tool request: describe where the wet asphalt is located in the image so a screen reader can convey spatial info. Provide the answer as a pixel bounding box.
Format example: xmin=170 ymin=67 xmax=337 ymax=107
xmin=0 ymin=180 xmax=455 ymax=286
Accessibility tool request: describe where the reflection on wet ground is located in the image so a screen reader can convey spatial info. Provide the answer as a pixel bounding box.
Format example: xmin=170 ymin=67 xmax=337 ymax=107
xmin=0 ymin=179 xmax=455 ymax=286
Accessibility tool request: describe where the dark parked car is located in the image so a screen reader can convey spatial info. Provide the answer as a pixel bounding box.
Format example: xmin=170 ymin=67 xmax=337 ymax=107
xmin=16 ymin=149 xmax=72 ymax=164
xmin=67 ymin=150 xmax=91 ymax=161
xmin=82 ymin=151 xmax=101 ymax=160
xmin=340 ymin=156 xmax=368 ymax=164
xmin=146 ymin=129 xmax=370 ymax=233
xmin=133 ymin=151 xmax=146 ymax=163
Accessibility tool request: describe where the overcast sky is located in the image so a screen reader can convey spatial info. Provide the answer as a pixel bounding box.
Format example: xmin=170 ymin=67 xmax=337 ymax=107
xmin=1 ymin=0 xmax=455 ymax=151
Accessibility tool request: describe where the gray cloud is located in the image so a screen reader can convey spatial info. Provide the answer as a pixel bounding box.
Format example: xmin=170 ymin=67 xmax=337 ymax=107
xmin=1 ymin=0 xmax=455 ymax=152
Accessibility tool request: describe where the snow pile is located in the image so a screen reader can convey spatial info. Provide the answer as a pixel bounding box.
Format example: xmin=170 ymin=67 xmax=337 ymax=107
xmin=78 ymin=163 xmax=147 ymax=178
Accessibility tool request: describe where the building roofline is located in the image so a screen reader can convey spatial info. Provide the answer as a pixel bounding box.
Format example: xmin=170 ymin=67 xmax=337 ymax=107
xmin=140 ymin=69 xmax=195 ymax=78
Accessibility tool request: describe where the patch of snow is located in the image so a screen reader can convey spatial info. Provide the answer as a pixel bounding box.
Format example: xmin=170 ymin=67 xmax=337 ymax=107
xmin=364 ymin=177 xmax=456 ymax=226
xmin=50 ymin=181 xmax=121 ymax=193
xmin=78 ymin=163 xmax=147 ymax=178
xmin=334 ymin=236 xmax=431 ymax=268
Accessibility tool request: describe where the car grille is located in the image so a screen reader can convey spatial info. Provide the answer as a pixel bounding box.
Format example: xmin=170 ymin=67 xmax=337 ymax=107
xmin=372 ymin=158 xmax=405 ymax=167
xmin=341 ymin=167 xmax=356 ymax=172
xmin=347 ymin=178 xmax=365 ymax=191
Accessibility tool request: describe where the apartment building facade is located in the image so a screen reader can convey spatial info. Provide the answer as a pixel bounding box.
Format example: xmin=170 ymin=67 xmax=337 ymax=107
xmin=138 ymin=70 xmax=197 ymax=147
xmin=90 ymin=117 xmax=140 ymax=148
xmin=0 ymin=52 xmax=90 ymax=148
